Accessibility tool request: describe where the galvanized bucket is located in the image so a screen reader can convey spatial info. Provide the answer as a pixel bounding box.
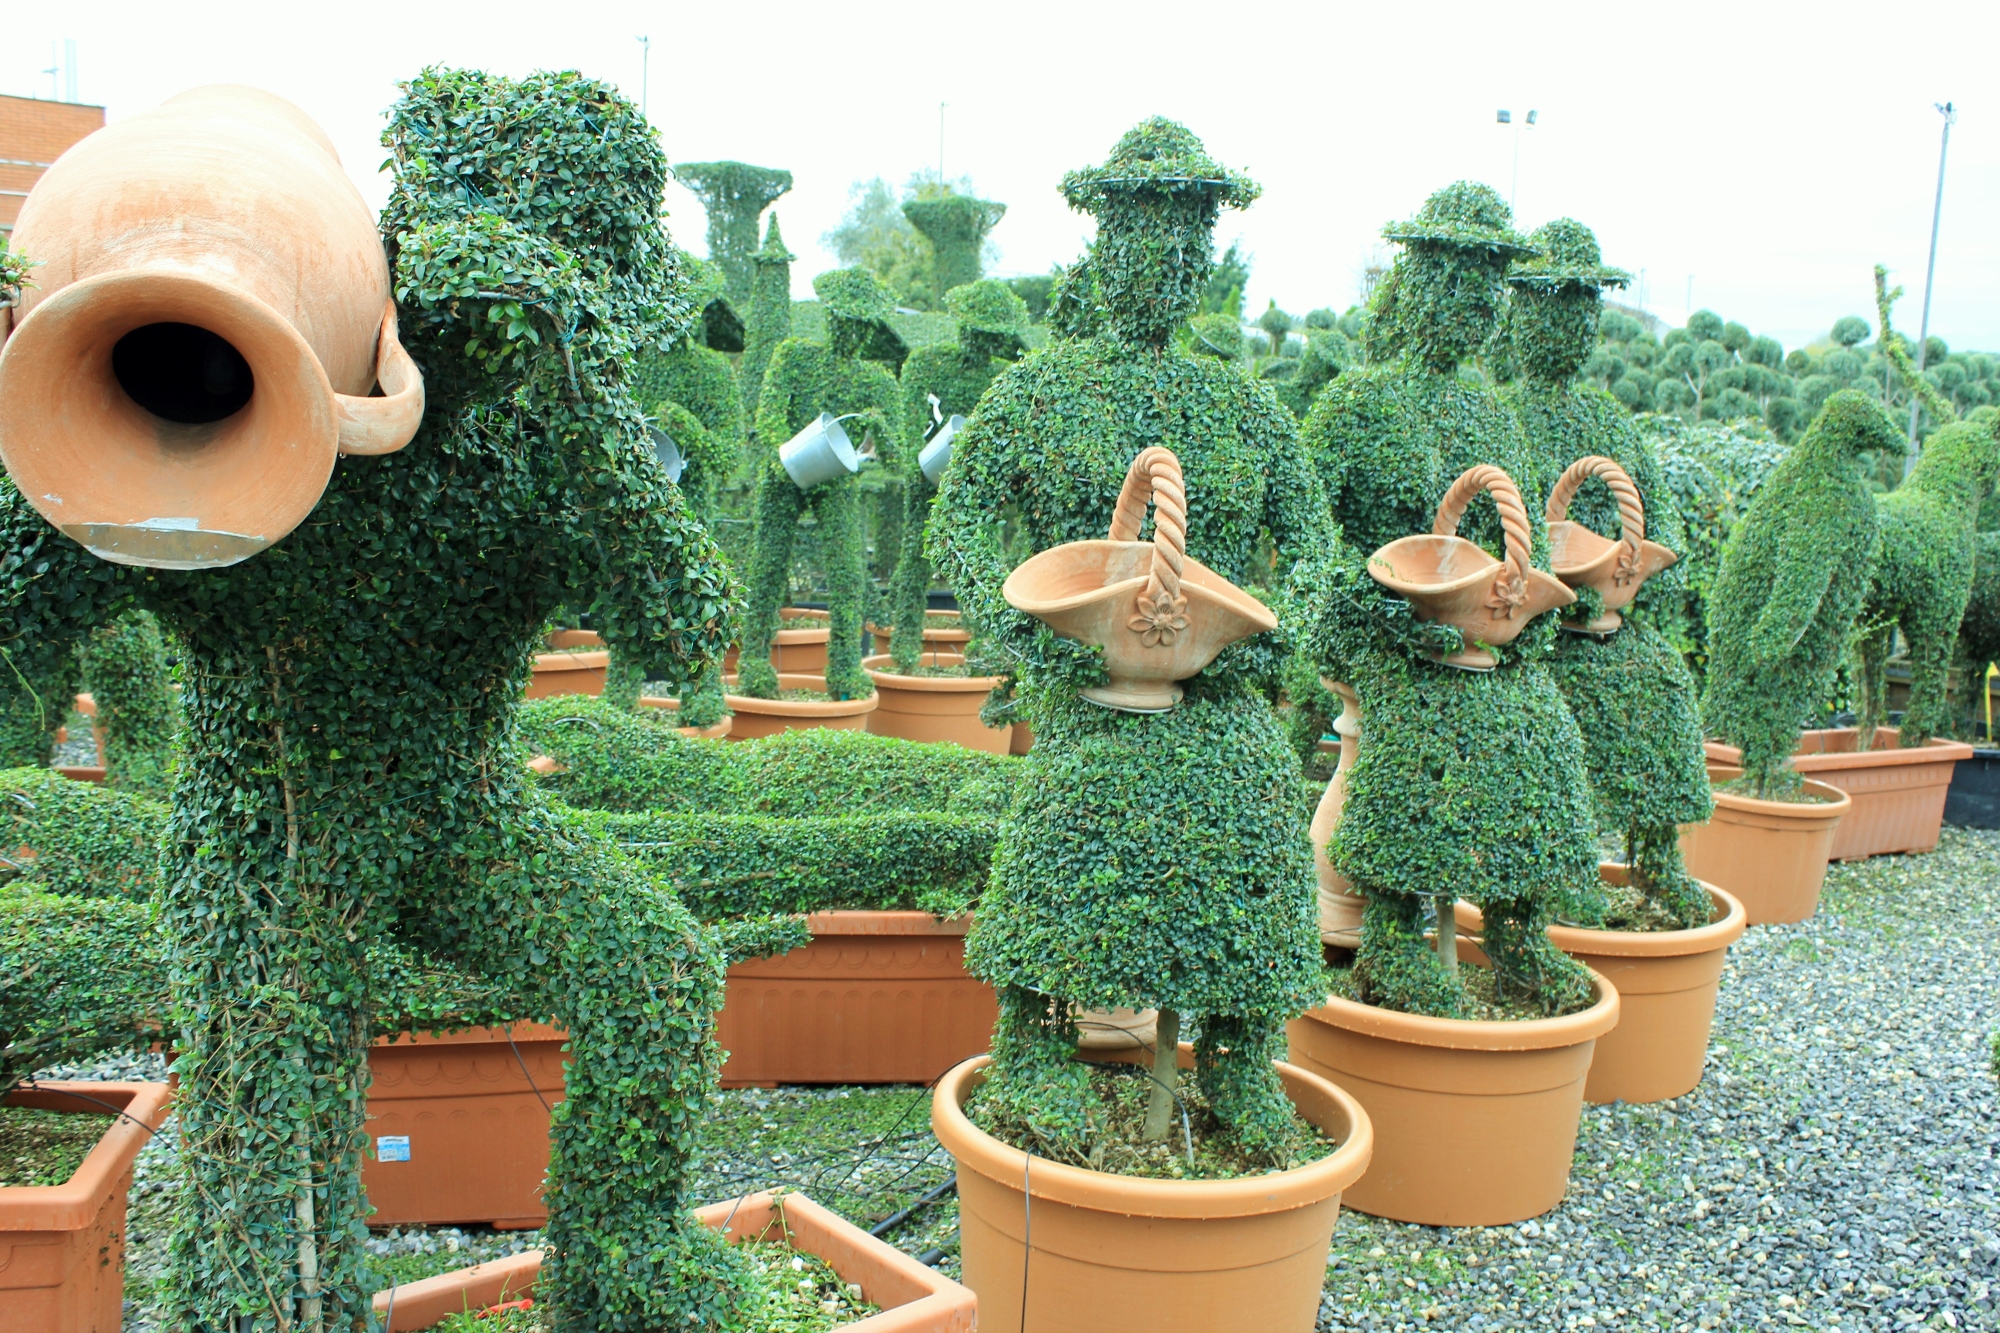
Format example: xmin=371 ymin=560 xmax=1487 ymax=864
xmin=918 ymin=415 xmax=966 ymax=486
xmin=778 ymin=412 xmax=861 ymax=490
xmin=649 ymin=427 xmax=686 ymax=484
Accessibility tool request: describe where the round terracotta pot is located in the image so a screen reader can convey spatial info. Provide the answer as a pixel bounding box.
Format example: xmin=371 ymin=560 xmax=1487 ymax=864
xmin=545 ymin=628 xmax=604 ymax=650
xmin=1285 ymin=955 xmax=1619 ymax=1226
xmin=1455 ymin=867 xmax=1745 ymax=1105
xmin=771 ymin=606 xmax=832 ymax=675
xmin=0 ymin=85 xmax=422 ymax=569
xmin=635 ymin=697 xmax=733 ymax=740
xmin=860 ymin=652 xmax=1010 ymax=753
xmin=869 ymin=610 xmax=972 ymax=657
xmin=1009 ymin=720 xmax=1034 ymax=755
xmin=933 ymin=1051 xmax=1372 ymax=1333
xmin=1678 ymin=765 xmax=1851 ymax=925
xmin=524 ymin=650 xmax=608 ymax=700
xmin=723 ymin=672 xmax=877 ymax=741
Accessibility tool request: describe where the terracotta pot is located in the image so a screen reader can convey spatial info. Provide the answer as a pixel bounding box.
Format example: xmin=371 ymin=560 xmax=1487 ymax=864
xmin=933 ymin=1049 xmax=1372 ymax=1333
xmin=1702 ymin=728 xmax=1972 ymax=861
xmin=717 ymin=911 xmax=996 ymax=1087
xmin=1071 ymin=1006 xmax=1157 ymax=1051
xmin=53 ymin=767 xmax=106 ymax=785
xmin=71 ymin=693 xmax=104 ymax=769
xmin=362 ymin=1025 xmax=569 ymax=1229
xmin=1679 ymin=764 xmax=1851 ymax=924
xmin=860 ymin=653 xmax=1010 ymax=753
xmin=1368 ymin=464 xmax=1573 ymax=670
xmin=771 ymin=606 xmax=833 ymax=675
xmin=1455 ymin=866 xmax=1745 ymax=1105
xmin=723 ymin=672 xmax=877 ymax=741
xmin=1004 ymin=447 xmax=1275 ymax=712
xmin=1543 ymin=454 xmax=1679 ymax=634
xmin=1008 ymin=720 xmax=1034 ymax=755
xmin=869 ymin=610 xmax=972 ymax=657
xmin=544 ymin=628 xmax=603 ymax=649
xmin=0 ymin=1081 xmax=173 ymax=1332
xmin=524 ymin=650 xmax=608 ymax=700
xmin=0 ymin=85 xmax=422 ymax=570
xmin=636 ymin=696 xmax=734 ymax=740
xmin=1286 ymin=952 xmax=1619 ymax=1226
xmin=368 ymin=1190 xmax=975 ymax=1332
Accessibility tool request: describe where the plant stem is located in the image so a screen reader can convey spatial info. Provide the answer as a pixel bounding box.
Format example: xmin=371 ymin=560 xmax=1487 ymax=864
xmin=1434 ymin=894 xmax=1457 ymax=979
xmin=1142 ymin=1009 xmax=1181 ymax=1141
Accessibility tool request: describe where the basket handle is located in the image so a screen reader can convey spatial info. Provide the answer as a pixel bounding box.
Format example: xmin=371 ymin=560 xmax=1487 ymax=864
xmin=1546 ymin=454 xmax=1645 ymax=551
xmin=1431 ymin=463 xmax=1534 ymax=586
xmin=1107 ymin=446 xmax=1189 ymax=643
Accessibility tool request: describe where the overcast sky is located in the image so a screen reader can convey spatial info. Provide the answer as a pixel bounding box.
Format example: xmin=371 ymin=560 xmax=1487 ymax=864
xmin=8 ymin=0 xmax=1997 ymax=353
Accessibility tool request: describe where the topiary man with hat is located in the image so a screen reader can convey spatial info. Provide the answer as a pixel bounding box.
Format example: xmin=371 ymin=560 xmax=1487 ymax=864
xmin=741 ymin=266 xmax=908 ymax=700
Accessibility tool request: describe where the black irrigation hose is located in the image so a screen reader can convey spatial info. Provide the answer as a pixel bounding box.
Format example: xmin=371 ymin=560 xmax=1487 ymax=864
xmin=504 ymin=1026 xmax=551 ymax=1115
xmin=866 ymin=1172 xmax=956 ymax=1238
xmin=7 ymin=1080 xmax=161 ymax=1141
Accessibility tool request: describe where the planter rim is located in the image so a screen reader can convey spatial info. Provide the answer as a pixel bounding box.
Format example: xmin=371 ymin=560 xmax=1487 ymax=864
xmin=1705 ymin=730 xmax=1975 ymax=773
xmin=1457 ymin=868 xmax=1747 ymax=959
xmin=1705 ymin=764 xmax=1852 ymax=821
xmin=370 ymin=1022 xmax=566 ymax=1049
xmin=0 ymin=1080 xmax=173 ymax=1233
xmin=802 ymin=909 xmax=973 ymax=937
xmin=861 ymin=652 xmax=1004 ymax=693
xmin=634 ymin=698 xmax=734 ymax=740
xmin=1303 ymin=966 xmax=1619 ymax=1052
xmin=932 ymin=1054 xmax=1372 ymax=1219
xmin=725 ymin=673 xmax=878 ymax=719
xmin=531 ymin=650 xmax=608 ymax=671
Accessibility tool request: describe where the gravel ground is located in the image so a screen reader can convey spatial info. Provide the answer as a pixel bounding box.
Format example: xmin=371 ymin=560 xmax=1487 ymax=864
xmin=56 ymin=827 xmax=1993 ymax=1331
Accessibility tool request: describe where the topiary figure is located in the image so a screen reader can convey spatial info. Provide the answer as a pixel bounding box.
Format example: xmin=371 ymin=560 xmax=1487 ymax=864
xmin=1956 ymin=531 xmax=2000 ymax=739
xmin=0 ymin=69 xmax=745 ymax=1330
xmin=79 ymin=608 xmax=179 ymax=798
xmin=742 ymin=267 xmax=907 ymax=701
xmin=1301 ymin=182 xmax=1600 ymax=1017
xmin=0 ymin=628 xmax=78 ymax=770
xmin=888 ymin=279 xmax=1029 ymax=670
xmin=928 ymin=117 xmax=1338 ymax=1163
xmin=1186 ymin=311 xmax=1247 ymax=365
xmin=1274 ymin=327 xmax=1347 ymax=419
xmin=1503 ymin=219 xmax=1713 ymax=929
xmin=1853 ymin=271 xmax=2000 ymax=749
xmin=902 ymin=191 xmax=1006 ymax=305
xmin=1703 ymin=389 xmax=1896 ymax=798
xmin=674 ymin=160 xmax=792 ymax=307
xmin=740 ymin=213 xmax=794 ymax=424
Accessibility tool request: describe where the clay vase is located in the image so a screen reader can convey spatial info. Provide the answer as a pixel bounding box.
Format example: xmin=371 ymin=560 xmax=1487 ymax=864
xmin=1543 ymin=455 xmax=1679 ymax=634
xmin=0 ymin=85 xmax=423 ymax=569
xmin=1679 ymin=764 xmax=1851 ymax=924
xmin=1368 ymin=464 xmax=1573 ymax=670
xmin=1310 ymin=679 xmax=1367 ymax=946
xmin=1004 ymin=446 xmax=1276 ymax=712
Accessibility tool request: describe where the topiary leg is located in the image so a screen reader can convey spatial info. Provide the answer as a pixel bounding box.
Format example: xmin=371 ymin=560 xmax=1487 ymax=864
xmin=1855 ymin=626 xmax=1894 ymax=750
xmin=676 ymin=659 xmax=729 ymax=730
xmin=1478 ymin=892 xmax=1594 ymax=1016
xmin=978 ymin=985 xmax=1092 ymax=1159
xmin=1900 ymin=614 xmax=1957 ymax=749
xmin=81 ymin=609 xmax=178 ymax=798
xmin=1194 ymin=1014 xmax=1296 ymax=1163
xmin=813 ymin=478 xmax=873 ymax=701
xmin=738 ymin=460 xmax=804 ymax=699
xmin=601 ymin=646 xmax=644 ymax=710
xmin=1354 ymin=889 xmax=1463 ymax=1018
xmin=1630 ymin=824 xmax=1710 ymax=929
xmin=889 ymin=476 xmax=937 ymax=673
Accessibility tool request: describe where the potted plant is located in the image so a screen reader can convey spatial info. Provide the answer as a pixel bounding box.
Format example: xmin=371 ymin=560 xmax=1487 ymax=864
xmin=861 ymin=647 xmax=1013 ymax=753
xmin=1294 ymin=183 xmax=1620 ymax=1227
xmin=1690 ymin=389 xmax=1900 ymax=920
xmin=925 ymin=122 xmax=1372 ymax=1333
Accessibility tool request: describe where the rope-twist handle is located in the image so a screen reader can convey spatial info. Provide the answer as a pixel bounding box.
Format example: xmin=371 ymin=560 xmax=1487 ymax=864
xmin=1431 ymin=464 xmax=1534 ymax=584
xmin=1545 ymin=455 xmax=1645 ymax=550
xmin=1108 ymin=447 xmax=1190 ymax=643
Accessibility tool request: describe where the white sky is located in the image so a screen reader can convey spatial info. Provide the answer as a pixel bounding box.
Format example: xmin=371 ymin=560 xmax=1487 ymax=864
xmin=8 ymin=0 xmax=1998 ymax=353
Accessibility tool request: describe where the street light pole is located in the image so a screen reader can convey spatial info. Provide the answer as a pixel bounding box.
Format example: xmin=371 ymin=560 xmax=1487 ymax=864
xmin=1495 ymin=108 xmax=1538 ymax=214
xmin=1906 ymin=101 xmax=1956 ymax=469
xmin=637 ymin=36 xmax=651 ymax=119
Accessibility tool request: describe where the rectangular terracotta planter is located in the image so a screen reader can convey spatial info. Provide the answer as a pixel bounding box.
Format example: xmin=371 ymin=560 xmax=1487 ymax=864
xmin=362 ymin=1025 xmax=569 ymax=1230
xmin=1704 ymin=727 xmax=1973 ymax=860
xmin=717 ymin=911 xmax=998 ymax=1088
xmin=368 ymin=1190 xmax=976 ymax=1332
xmin=524 ymin=650 xmax=609 ymax=700
xmin=0 ymin=1080 xmax=173 ymax=1333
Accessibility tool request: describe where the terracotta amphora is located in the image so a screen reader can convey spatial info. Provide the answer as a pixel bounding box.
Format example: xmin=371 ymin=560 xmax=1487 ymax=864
xmin=1003 ymin=446 xmax=1276 ymax=711
xmin=1368 ymin=464 xmax=1573 ymax=670
xmin=1543 ymin=455 xmax=1678 ymax=633
xmin=0 ymin=85 xmax=423 ymax=569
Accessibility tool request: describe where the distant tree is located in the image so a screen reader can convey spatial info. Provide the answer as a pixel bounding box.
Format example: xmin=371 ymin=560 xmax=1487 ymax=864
xmin=1199 ymin=239 xmax=1250 ymax=317
xmin=1831 ymin=315 xmax=1870 ymax=348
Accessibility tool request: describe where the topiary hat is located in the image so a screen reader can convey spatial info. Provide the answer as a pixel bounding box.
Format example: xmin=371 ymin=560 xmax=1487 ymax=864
xmin=1507 ymin=218 xmax=1631 ymax=290
xmin=1061 ymin=116 xmax=1260 ymax=214
xmin=945 ymin=279 xmax=1030 ymax=340
xmin=1382 ymin=180 xmax=1535 ymax=257
xmin=813 ymin=266 xmax=897 ymax=325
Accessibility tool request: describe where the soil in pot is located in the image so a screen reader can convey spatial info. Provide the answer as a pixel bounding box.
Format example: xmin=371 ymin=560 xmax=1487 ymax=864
xmin=1680 ymin=764 xmax=1851 ymax=924
xmin=860 ymin=652 xmax=1010 ymax=754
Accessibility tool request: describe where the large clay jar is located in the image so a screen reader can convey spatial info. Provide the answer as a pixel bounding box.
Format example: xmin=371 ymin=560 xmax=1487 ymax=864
xmin=1286 ymin=946 xmax=1618 ymax=1227
xmin=1679 ymin=764 xmax=1851 ymax=924
xmin=934 ymin=1048 xmax=1372 ymax=1333
xmin=0 ymin=85 xmax=423 ymax=569
xmin=1456 ymin=866 xmax=1746 ymax=1105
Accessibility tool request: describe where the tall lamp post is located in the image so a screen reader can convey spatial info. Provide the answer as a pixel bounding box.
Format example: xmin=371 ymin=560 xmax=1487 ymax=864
xmin=1496 ymin=107 xmax=1537 ymax=214
xmin=1906 ymin=100 xmax=1956 ymax=472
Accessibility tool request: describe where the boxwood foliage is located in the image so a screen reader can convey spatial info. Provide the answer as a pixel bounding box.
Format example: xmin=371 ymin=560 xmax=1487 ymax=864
xmin=740 ymin=214 xmax=794 ymax=425
xmin=0 ymin=889 xmax=165 ymax=1090
xmin=742 ymin=267 xmax=908 ymax=701
xmin=1703 ymin=390 xmax=1895 ymax=797
xmin=672 ymin=160 xmax=792 ymax=308
xmin=2 ymin=767 xmax=164 ymax=900
xmin=1301 ymin=182 xmax=1600 ymax=1016
xmin=79 ymin=609 xmax=179 ymax=798
xmin=0 ymin=624 xmax=78 ymax=770
xmin=928 ymin=117 xmax=1338 ymax=1162
xmin=1853 ymin=274 xmax=2000 ymax=748
xmin=1957 ymin=533 xmax=2000 ymax=737
xmin=0 ymin=68 xmax=748 ymax=1331
xmin=1503 ymin=219 xmax=1712 ymax=928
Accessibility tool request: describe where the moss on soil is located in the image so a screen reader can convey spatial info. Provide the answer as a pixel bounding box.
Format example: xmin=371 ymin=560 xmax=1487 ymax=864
xmin=1327 ymin=955 xmax=1589 ymax=1023
xmin=0 ymin=1105 xmax=110 ymax=1187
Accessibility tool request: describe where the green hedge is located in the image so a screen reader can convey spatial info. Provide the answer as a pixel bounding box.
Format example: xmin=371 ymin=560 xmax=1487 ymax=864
xmin=2 ymin=767 xmax=164 ymax=900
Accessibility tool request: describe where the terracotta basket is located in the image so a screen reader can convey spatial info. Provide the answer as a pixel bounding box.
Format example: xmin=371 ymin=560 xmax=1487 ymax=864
xmin=1679 ymin=765 xmax=1851 ymax=924
xmin=1543 ymin=455 xmax=1678 ymax=634
xmin=362 ymin=1025 xmax=569 ymax=1229
xmin=524 ymin=650 xmax=608 ymax=700
xmin=1286 ymin=949 xmax=1618 ymax=1226
xmin=1004 ymin=446 xmax=1275 ymax=712
xmin=1703 ymin=728 xmax=1972 ymax=861
xmin=1456 ymin=866 xmax=1746 ymax=1105
xmin=934 ymin=1048 xmax=1371 ymax=1333
xmin=724 ymin=673 xmax=878 ymax=741
xmin=0 ymin=1081 xmax=174 ymax=1333
xmin=1368 ymin=464 xmax=1573 ymax=670
xmin=368 ymin=1191 xmax=975 ymax=1332
xmin=717 ymin=911 xmax=997 ymax=1087
xmin=861 ymin=653 xmax=1011 ymax=753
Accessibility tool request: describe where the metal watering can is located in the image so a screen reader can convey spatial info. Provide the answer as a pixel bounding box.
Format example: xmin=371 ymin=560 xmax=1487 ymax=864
xmin=778 ymin=412 xmax=862 ymax=490
xmin=649 ymin=427 xmax=686 ymax=484
xmin=918 ymin=414 xmax=966 ymax=485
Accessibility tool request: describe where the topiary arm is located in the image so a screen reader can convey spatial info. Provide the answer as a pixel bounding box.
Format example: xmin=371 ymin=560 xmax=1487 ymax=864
xmin=1876 ymin=264 xmax=1956 ymax=428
